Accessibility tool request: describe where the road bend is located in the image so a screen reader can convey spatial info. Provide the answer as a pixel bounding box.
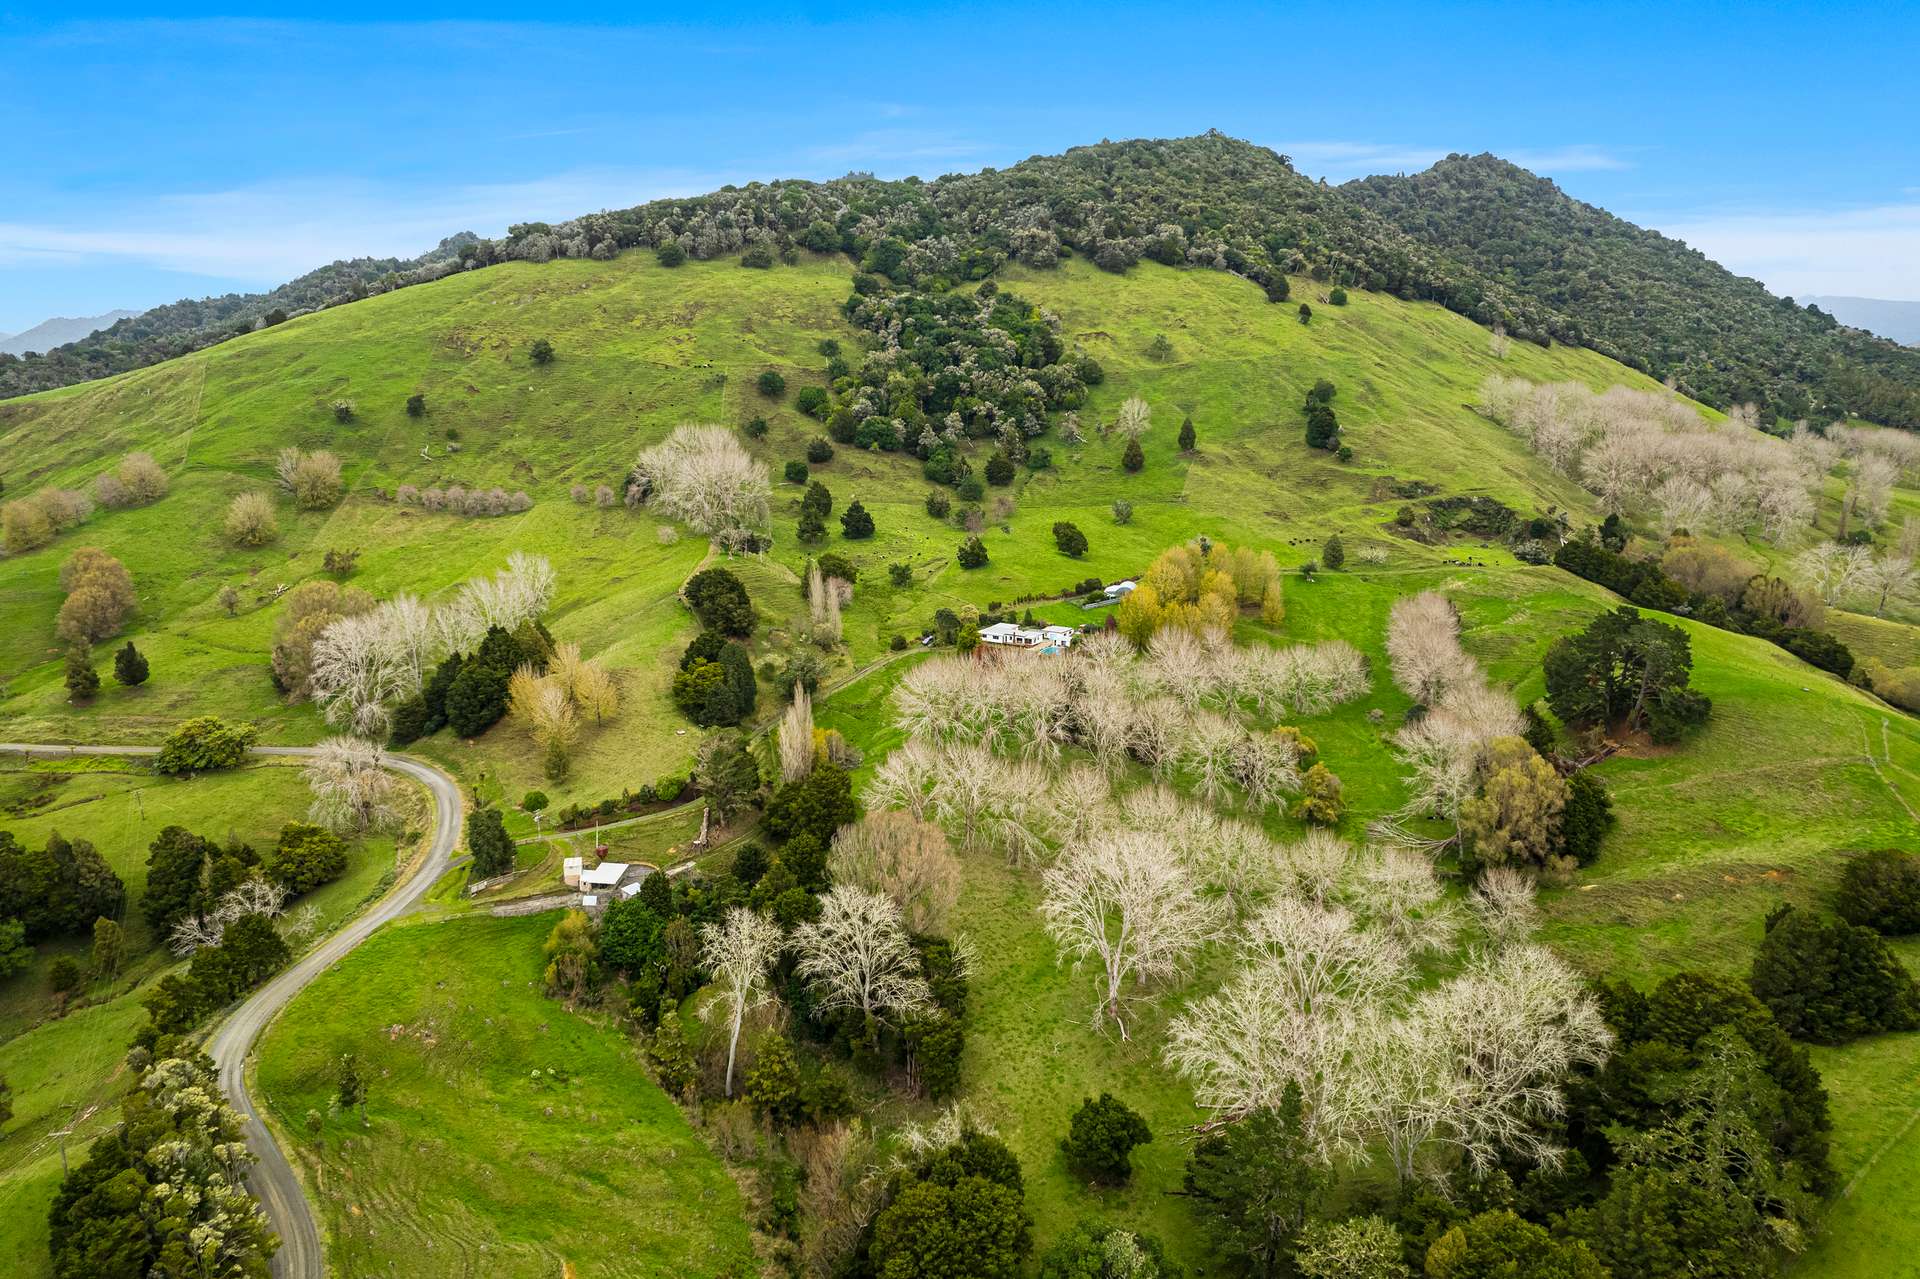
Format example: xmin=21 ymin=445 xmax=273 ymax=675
xmin=1 ymin=742 xmax=463 ymax=1279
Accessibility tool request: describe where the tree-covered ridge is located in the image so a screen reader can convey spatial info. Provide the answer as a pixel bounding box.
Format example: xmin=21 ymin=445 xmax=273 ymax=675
xmin=8 ymin=133 xmax=1920 ymax=434
xmin=1343 ymin=153 xmax=1920 ymax=427
xmin=0 ymin=234 xmax=477 ymax=398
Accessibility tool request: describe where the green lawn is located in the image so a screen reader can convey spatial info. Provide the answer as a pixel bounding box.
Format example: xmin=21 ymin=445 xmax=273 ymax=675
xmin=253 ymin=912 xmax=754 ymax=1278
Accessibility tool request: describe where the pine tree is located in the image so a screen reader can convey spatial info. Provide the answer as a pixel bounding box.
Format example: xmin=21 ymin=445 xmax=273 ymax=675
xmin=841 ymin=500 xmax=875 ymax=539
xmin=1178 ymin=415 xmax=1197 ymax=452
xmin=1122 ymin=438 xmax=1145 ymax=473
xmin=1322 ymin=534 xmax=1345 ymax=571
xmin=649 ymin=1001 xmax=698 ymax=1097
xmin=113 ymin=641 xmax=150 ymax=687
xmin=64 ymin=646 xmax=99 ymax=702
xmin=336 ymin=1051 xmax=369 ymax=1123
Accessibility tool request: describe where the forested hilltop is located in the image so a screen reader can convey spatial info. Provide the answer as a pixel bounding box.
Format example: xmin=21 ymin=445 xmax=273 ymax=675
xmin=6 ymin=134 xmax=1920 ymax=431
xmin=1344 ymin=154 xmax=1920 ymax=426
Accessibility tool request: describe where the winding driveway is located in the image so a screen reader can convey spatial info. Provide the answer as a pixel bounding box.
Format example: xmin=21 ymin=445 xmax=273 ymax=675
xmin=3 ymin=742 xmax=463 ymax=1279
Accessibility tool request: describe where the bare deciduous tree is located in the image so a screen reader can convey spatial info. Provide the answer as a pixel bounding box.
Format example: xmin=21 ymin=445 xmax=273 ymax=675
xmin=1040 ymin=831 xmax=1225 ymax=1038
xmin=1115 ymin=395 xmax=1151 ymax=441
xmin=1164 ymin=900 xmax=1408 ymax=1151
xmin=1470 ymin=867 xmax=1539 ymax=949
xmin=778 ymin=682 xmax=816 ymax=782
xmin=699 ymin=906 xmax=785 ymax=1097
xmin=793 ymin=887 xmax=932 ymax=1040
xmin=303 ymin=735 xmax=404 ymax=833
xmin=828 ymin=812 xmax=961 ymax=934
xmin=1793 ymin=542 xmax=1872 ymax=606
xmin=631 ymin=424 xmax=771 ymax=543
xmin=1385 ymin=592 xmax=1471 ymax=707
xmin=224 ymin=491 xmax=279 ymax=546
xmin=275 ymin=448 xmax=344 ymax=510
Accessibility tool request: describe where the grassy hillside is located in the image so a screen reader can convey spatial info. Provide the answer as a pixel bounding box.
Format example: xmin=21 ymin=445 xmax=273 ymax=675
xmin=4 ymin=246 xmax=1919 ymax=1274
xmin=254 ymin=913 xmax=755 ymax=1278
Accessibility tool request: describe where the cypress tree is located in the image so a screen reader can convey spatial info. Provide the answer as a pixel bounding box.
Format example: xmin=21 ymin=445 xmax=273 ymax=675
xmin=113 ymin=641 xmax=149 ymax=687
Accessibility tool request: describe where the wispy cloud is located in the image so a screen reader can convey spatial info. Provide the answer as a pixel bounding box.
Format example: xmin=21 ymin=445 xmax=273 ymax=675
xmin=1504 ymin=145 xmax=1631 ymax=173
xmin=802 ymin=129 xmax=989 ymax=171
xmin=0 ymin=167 xmax=730 ymax=285
xmin=1647 ymin=203 xmax=1920 ymax=300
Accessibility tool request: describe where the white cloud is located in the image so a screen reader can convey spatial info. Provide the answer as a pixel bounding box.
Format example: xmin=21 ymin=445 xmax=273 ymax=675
xmin=0 ymin=167 xmax=730 ymax=285
xmin=1647 ymin=203 xmax=1920 ymax=300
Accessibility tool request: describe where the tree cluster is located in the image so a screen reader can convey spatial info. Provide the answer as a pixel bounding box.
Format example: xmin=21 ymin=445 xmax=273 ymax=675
xmin=49 ymin=1054 xmax=278 ymax=1278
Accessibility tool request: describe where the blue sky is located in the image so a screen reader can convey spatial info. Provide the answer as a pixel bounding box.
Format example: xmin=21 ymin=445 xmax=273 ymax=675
xmin=2 ymin=2 xmax=1916 ymax=334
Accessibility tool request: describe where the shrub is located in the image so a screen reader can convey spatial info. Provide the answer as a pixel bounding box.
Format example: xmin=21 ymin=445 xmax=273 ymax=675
xmin=757 ymin=370 xmax=786 ymax=398
xmin=985 ymin=453 xmax=1016 ymax=486
xmin=744 ymin=415 xmax=769 ymax=438
xmin=889 ymin=562 xmax=913 ymax=587
xmin=1322 ymin=533 xmax=1345 ymax=570
xmin=332 ymin=399 xmax=355 ymax=423
xmin=840 ymin=500 xmax=875 ymax=539
xmin=958 ymin=475 xmax=985 ymax=502
xmin=1112 ymin=499 xmax=1133 ymax=525
xmin=1298 ymin=302 xmax=1313 ymax=324
xmin=1061 ymin=1093 xmax=1152 ymax=1184
xmin=224 ymin=492 xmax=279 ymax=546
xmin=1305 ymin=403 xmax=1339 ymax=449
xmin=267 ymin=822 xmax=349 ymax=893
xmin=796 ymin=386 xmax=829 ymax=418
xmin=277 ymin=448 xmax=345 ymax=510
xmin=1838 ymin=849 xmax=1920 ymax=936
xmin=806 ymin=438 xmax=834 ymax=464
xmin=529 ymin=338 xmax=555 ymax=365
xmin=925 ymin=491 xmax=952 ymax=519
xmin=1122 ymin=438 xmax=1144 ymax=472
xmin=685 ymin=568 xmax=757 ymax=636
xmin=406 ymin=394 xmax=426 ymax=417
xmin=155 ymin=716 xmax=258 ymax=774
xmin=1328 ymin=286 xmax=1348 ymax=305
xmin=784 ymin=460 xmax=809 ymax=484
xmin=1053 ymin=521 xmax=1088 ymax=557
xmin=957 ymin=536 xmax=989 ymax=569
xmin=1749 ymin=905 xmax=1920 ymax=1043
xmin=890 ymin=633 xmax=908 ymax=651
xmin=656 ymin=240 xmax=687 ymax=267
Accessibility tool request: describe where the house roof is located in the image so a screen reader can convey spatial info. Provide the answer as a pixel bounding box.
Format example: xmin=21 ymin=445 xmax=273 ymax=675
xmin=579 ymin=861 xmax=631 ymax=887
xmin=980 ymin=621 xmax=1022 ymax=638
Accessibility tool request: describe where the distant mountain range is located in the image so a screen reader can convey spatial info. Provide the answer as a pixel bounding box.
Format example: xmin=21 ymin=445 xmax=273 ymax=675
xmin=1802 ymin=297 xmax=1920 ymax=347
xmin=0 ymin=310 xmax=139 ymax=357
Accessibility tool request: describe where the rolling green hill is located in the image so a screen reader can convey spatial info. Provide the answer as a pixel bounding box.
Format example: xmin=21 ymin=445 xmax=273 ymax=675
xmin=4 ymin=240 xmax=1919 ymax=1276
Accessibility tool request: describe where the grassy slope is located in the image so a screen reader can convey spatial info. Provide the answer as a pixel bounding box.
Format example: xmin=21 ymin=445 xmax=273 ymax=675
xmin=4 ymin=249 xmax=1918 ymax=1272
xmin=0 ymin=759 xmax=400 ymax=1040
xmin=253 ymin=913 xmax=754 ymax=1279
xmin=0 ymin=760 xmax=403 ymax=1277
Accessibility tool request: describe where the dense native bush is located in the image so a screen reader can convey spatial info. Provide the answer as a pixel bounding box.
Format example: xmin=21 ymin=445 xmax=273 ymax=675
xmin=1350 ymin=153 xmax=1920 ymax=426
xmin=0 ymin=829 xmax=126 ymax=942
xmin=1748 ymin=905 xmax=1920 ymax=1043
xmin=1837 ymin=848 xmax=1920 ymax=935
xmin=832 ymin=285 xmax=1087 ymax=461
